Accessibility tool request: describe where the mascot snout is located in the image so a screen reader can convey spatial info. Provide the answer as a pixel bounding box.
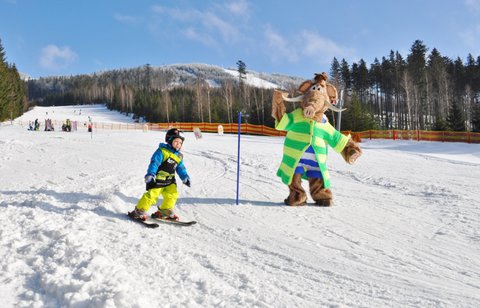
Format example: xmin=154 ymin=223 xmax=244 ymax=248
xmin=302 ymin=105 xmax=316 ymax=119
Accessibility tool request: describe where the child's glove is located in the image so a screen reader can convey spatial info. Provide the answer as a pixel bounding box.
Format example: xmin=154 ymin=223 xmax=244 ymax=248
xmin=183 ymin=178 xmax=191 ymax=187
xmin=144 ymin=174 xmax=155 ymax=183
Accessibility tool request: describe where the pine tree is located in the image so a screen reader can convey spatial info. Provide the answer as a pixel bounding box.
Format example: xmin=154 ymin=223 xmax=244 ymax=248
xmin=432 ymin=117 xmax=449 ymax=131
xmin=329 ymin=57 xmax=341 ymax=87
xmin=340 ymin=94 xmax=378 ymax=131
xmin=447 ymin=101 xmax=466 ymax=131
xmin=236 ymin=60 xmax=246 ymax=84
xmin=450 ymin=57 xmax=466 ymax=95
xmin=427 ymin=48 xmax=450 ymax=121
xmin=0 ymin=39 xmax=11 ymax=121
xmin=0 ymin=37 xmax=6 ymax=65
xmin=1 ymin=37 xmax=29 ymax=122
xmin=471 ymin=103 xmax=480 ymax=132
xmin=406 ymin=40 xmax=428 ymax=129
xmin=340 ymin=59 xmax=351 ymax=90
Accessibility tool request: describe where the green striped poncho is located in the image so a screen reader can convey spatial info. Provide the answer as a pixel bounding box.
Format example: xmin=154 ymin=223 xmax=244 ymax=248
xmin=275 ymin=108 xmax=350 ymax=188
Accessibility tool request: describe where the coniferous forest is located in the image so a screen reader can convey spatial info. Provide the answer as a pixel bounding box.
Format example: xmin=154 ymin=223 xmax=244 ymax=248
xmin=330 ymin=40 xmax=480 ymax=132
xmin=2 ymin=37 xmax=480 ymax=132
xmin=0 ymin=39 xmax=28 ymax=122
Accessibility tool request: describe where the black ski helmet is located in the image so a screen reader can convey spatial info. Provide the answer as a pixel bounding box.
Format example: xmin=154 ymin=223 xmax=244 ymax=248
xmin=165 ymin=128 xmax=185 ymax=145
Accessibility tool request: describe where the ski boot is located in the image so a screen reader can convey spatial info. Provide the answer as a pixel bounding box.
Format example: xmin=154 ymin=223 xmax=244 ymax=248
xmin=128 ymin=208 xmax=148 ymax=221
xmin=152 ymin=209 xmax=179 ymax=221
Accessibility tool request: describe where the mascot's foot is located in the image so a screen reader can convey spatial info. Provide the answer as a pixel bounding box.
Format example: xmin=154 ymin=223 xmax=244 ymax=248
xmin=285 ymin=173 xmax=307 ymax=206
xmin=284 ymin=197 xmax=307 ymax=206
xmin=314 ymin=199 xmax=333 ymax=207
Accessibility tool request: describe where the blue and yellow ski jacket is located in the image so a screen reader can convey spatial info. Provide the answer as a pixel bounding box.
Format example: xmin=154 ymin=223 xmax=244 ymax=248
xmin=146 ymin=143 xmax=189 ymax=186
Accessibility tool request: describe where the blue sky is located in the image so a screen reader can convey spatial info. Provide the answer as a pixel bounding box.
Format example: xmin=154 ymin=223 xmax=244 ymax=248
xmin=1 ymin=0 xmax=480 ymax=79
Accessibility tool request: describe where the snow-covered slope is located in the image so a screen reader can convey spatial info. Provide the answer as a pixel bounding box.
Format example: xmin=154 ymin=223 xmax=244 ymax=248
xmin=1 ymin=105 xmax=479 ymax=307
xmin=161 ymin=63 xmax=304 ymax=89
xmin=151 ymin=63 xmax=304 ymax=89
xmin=16 ymin=104 xmax=136 ymax=125
xmin=224 ymin=68 xmax=279 ymax=89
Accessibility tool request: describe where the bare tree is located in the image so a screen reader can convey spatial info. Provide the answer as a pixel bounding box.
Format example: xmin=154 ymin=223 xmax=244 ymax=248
xmin=222 ymin=80 xmax=234 ymax=124
xmin=206 ymin=85 xmax=212 ymax=123
xmin=163 ymin=89 xmax=171 ymax=123
xmin=401 ymin=70 xmax=414 ymax=129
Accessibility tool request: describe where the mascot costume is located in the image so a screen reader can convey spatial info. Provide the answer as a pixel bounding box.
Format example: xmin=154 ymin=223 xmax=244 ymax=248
xmin=272 ymin=72 xmax=362 ymax=206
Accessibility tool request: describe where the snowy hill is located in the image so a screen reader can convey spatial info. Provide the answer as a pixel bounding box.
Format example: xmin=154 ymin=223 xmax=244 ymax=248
xmin=1 ymin=105 xmax=480 ymax=307
xmin=29 ymin=63 xmax=305 ymax=93
xmin=126 ymin=63 xmax=304 ymax=90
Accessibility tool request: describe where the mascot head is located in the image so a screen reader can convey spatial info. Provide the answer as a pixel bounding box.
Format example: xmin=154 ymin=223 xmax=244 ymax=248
xmin=281 ymin=72 xmax=345 ymax=122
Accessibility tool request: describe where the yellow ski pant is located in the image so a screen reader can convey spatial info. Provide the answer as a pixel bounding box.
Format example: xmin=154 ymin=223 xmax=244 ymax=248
xmin=135 ymin=184 xmax=178 ymax=212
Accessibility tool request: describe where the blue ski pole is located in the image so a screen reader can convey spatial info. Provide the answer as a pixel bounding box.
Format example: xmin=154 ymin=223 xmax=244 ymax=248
xmin=236 ymin=112 xmax=241 ymax=205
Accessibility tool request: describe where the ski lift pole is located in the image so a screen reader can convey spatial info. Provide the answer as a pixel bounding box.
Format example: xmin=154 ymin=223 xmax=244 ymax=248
xmin=236 ymin=112 xmax=241 ymax=205
xmin=336 ymin=89 xmax=344 ymax=131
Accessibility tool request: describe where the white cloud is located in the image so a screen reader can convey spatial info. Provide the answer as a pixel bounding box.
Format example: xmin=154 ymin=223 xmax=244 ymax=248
xmin=182 ymin=27 xmax=217 ymax=47
xmin=459 ymin=29 xmax=477 ymax=47
xmin=152 ymin=5 xmax=197 ymax=22
xmin=39 ymin=44 xmax=78 ymax=70
xmin=151 ymin=5 xmax=164 ymax=14
xmin=114 ymin=13 xmax=141 ymax=24
xmin=225 ymin=0 xmax=249 ymax=16
xmin=462 ymin=1 xmax=480 ymax=51
xmin=263 ymin=25 xmax=299 ymax=63
xmin=300 ymin=31 xmax=355 ymax=65
xmin=202 ymin=12 xmax=239 ymax=43
xmin=151 ymin=4 xmax=241 ymax=44
xmin=465 ymin=0 xmax=480 ymax=12
xmin=458 ymin=25 xmax=480 ymax=55
xmin=263 ymin=26 xmax=356 ymax=67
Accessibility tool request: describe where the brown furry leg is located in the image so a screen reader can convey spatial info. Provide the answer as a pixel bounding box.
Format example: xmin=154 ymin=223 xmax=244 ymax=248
xmin=308 ymin=178 xmax=333 ymax=206
xmin=284 ymin=173 xmax=307 ymax=206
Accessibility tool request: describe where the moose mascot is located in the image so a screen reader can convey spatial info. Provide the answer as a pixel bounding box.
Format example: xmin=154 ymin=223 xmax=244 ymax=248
xmin=272 ymin=72 xmax=362 ymax=206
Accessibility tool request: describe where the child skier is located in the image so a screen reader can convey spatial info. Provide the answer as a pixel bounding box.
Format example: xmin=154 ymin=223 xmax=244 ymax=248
xmin=129 ymin=128 xmax=191 ymax=221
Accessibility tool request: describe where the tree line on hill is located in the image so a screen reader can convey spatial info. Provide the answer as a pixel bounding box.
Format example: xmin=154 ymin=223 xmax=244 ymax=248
xmin=26 ymin=64 xmax=284 ymax=128
xmin=2 ymin=36 xmax=480 ymax=132
xmin=0 ymin=39 xmax=28 ymax=122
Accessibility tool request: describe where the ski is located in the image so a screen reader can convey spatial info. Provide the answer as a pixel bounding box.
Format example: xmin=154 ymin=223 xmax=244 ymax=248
xmin=127 ymin=212 xmax=159 ymax=228
xmin=150 ymin=216 xmax=197 ymax=226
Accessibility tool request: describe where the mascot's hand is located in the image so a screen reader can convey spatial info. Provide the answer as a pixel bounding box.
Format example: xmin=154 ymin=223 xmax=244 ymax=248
xmin=341 ymin=139 xmax=362 ymax=165
xmin=271 ymin=90 xmax=286 ymax=122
